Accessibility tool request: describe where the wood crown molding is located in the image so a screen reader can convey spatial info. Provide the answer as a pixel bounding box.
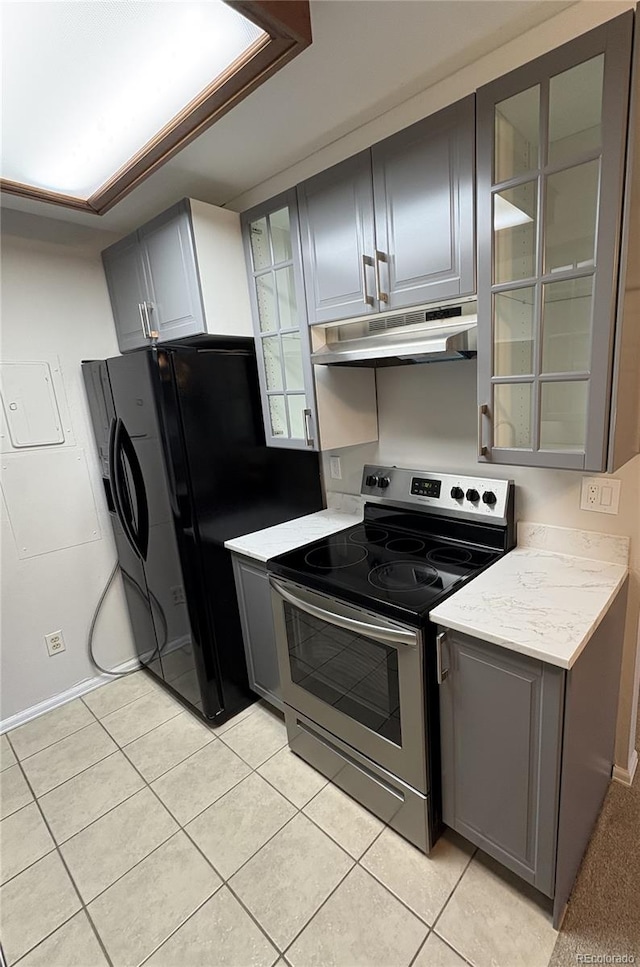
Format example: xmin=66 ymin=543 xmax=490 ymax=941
xmin=0 ymin=1 xmax=312 ymax=216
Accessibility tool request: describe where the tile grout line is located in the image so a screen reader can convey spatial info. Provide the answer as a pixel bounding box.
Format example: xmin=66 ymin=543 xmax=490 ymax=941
xmin=5 ymin=689 xmax=460 ymax=967
xmin=115 ymin=720 xmax=373 ymax=963
xmin=428 ymin=845 xmax=479 ymax=962
xmin=79 ymin=676 xmax=158 ymax=718
xmin=1 ymin=686 xmax=270 ymax=964
xmin=123 ymin=745 xmax=294 ymax=961
xmin=7 ymin=708 xmax=97 ymax=764
xmin=406 ymin=929 xmax=434 ymax=967
xmin=3 ymin=731 xmax=115 ymax=967
xmin=279 ymin=858 xmax=358 ymax=959
xmin=110 ymin=712 xmax=432 ymax=961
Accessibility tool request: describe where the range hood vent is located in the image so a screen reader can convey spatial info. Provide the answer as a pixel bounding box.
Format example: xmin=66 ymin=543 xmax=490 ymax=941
xmin=311 ymin=303 xmax=477 ymax=367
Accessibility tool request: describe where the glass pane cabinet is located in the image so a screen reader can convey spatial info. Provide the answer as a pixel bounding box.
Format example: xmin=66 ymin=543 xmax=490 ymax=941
xmin=477 ymin=14 xmax=633 ymax=470
xmin=241 ymin=191 xmax=318 ymax=450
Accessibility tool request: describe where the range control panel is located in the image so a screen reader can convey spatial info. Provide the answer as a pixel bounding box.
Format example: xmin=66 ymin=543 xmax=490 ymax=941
xmin=361 ymin=465 xmax=513 ymax=524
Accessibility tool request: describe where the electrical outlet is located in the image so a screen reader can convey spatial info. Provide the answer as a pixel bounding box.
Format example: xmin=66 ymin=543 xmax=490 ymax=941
xmin=580 ymin=476 xmax=621 ymax=515
xmin=171 ymin=585 xmax=185 ymax=605
xmin=329 ymin=456 xmax=342 ymax=480
xmin=45 ymin=630 xmax=66 ymax=657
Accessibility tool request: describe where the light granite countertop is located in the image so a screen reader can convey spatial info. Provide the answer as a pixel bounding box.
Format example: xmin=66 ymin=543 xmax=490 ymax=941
xmin=224 ymin=493 xmax=363 ymax=564
xmin=430 ymin=523 xmax=630 ymax=670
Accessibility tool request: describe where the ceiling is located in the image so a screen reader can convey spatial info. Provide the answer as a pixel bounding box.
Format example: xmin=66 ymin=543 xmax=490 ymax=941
xmin=1 ymin=0 xmax=586 ymax=239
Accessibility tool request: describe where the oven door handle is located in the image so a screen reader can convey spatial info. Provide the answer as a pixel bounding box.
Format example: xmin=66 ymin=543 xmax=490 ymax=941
xmin=269 ymin=577 xmax=417 ymax=648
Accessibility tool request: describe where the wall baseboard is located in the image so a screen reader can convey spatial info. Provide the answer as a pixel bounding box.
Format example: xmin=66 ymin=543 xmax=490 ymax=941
xmin=613 ymin=749 xmax=638 ymax=787
xmin=0 ymin=656 xmax=142 ymax=735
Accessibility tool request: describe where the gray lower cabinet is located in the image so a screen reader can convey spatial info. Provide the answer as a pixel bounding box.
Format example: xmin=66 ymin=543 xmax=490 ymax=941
xmin=231 ymin=554 xmax=283 ymax=711
xmin=437 ymin=578 xmax=628 ymax=926
xmin=438 ymin=630 xmax=564 ymax=897
xmin=297 ymin=95 xmax=475 ymax=326
xmin=103 ymin=198 xmax=253 ymax=353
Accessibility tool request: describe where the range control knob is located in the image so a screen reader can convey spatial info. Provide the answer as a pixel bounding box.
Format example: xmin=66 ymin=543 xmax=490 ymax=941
xmin=466 ymin=488 xmax=480 ymax=503
xmin=450 ymin=486 xmax=464 ymax=500
xmin=378 ymin=476 xmax=390 ymax=489
xmin=482 ymin=491 xmax=497 ymax=506
xmin=365 ymin=475 xmax=379 ymax=487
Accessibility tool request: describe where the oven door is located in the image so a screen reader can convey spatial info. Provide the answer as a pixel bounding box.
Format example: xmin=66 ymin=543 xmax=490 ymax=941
xmin=270 ymin=576 xmax=427 ymax=793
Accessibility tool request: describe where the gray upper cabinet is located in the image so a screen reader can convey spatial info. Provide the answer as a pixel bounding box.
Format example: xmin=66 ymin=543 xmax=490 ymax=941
xmin=372 ymin=96 xmax=475 ymax=311
xmin=102 ymin=198 xmax=253 ymax=353
xmin=137 ymin=203 xmax=205 ymax=343
xmin=241 ymin=190 xmax=379 ymax=452
xmin=298 ymin=96 xmax=476 ymax=325
xmin=476 ymin=13 xmax=634 ymax=471
xmin=297 ymin=152 xmax=377 ymax=324
xmin=241 ymin=190 xmax=320 ymax=449
xmin=102 ymin=234 xmax=150 ymax=353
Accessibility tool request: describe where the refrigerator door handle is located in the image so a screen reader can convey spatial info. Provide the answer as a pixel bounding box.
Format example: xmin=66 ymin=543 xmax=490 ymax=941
xmin=109 ymin=418 xmax=140 ymax=558
xmin=114 ymin=419 xmax=150 ymax=561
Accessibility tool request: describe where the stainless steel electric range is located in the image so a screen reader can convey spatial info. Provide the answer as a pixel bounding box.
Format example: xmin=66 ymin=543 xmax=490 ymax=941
xmin=267 ymin=465 xmax=515 ymax=853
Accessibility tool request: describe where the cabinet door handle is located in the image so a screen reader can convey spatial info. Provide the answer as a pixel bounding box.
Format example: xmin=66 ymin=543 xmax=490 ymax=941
xmin=362 ymin=255 xmax=375 ymax=307
xmin=375 ymin=250 xmax=389 ymax=305
xmin=436 ymin=630 xmax=449 ymax=684
xmin=303 ymin=408 xmax=315 ymax=448
xmin=138 ymin=303 xmax=149 ymax=339
xmin=143 ymin=302 xmax=159 ymax=340
xmin=478 ymin=403 xmax=488 ymax=457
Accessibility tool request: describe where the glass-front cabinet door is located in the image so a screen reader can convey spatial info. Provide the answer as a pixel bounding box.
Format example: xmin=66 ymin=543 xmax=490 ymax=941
xmin=477 ymin=13 xmax=633 ymax=470
xmin=241 ymin=191 xmax=319 ymax=450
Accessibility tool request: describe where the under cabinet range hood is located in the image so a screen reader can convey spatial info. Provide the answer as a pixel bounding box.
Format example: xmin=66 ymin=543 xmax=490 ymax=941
xmin=310 ymin=302 xmax=477 ymax=367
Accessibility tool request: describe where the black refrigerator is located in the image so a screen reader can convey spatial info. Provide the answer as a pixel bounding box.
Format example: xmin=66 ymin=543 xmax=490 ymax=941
xmin=82 ymin=336 xmax=324 ymax=723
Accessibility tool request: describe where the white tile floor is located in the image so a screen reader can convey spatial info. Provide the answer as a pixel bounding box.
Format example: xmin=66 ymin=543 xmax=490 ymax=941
xmin=0 ymin=671 xmax=559 ymax=967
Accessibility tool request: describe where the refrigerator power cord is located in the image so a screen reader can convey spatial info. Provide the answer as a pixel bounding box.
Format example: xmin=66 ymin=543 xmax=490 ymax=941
xmin=88 ymin=562 xmax=168 ymax=677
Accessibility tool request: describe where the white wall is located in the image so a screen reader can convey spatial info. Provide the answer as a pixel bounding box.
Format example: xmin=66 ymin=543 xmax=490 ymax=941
xmin=1 ymin=219 xmax=137 ymax=724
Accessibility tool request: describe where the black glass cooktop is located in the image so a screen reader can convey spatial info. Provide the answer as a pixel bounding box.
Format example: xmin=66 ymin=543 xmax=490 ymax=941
xmin=268 ymin=504 xmax=505 ymax=626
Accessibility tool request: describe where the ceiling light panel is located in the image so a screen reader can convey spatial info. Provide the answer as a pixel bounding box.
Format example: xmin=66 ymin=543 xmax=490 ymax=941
xmin=1 ymin=1 xmax=266 ymax=198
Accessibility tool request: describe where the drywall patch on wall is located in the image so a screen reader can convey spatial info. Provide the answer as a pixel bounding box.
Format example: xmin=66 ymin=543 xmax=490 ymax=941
xmin=2 ymin=448 xmax=101 ymax=557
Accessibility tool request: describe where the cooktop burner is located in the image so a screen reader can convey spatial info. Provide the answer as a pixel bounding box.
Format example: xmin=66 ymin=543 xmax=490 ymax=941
xmin=427 ymin=546 xmax=473 ymax=565
xmin=369 ymin=561 xmax=439 ymax=592
xmin=348 ymin=526 xmax=388 ymax=545
xmin=304 ymin=543 xmax=368 ymax=570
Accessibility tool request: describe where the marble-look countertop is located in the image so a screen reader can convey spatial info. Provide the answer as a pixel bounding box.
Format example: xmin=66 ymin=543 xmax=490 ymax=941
xmin=430 ymin=545 xmax=628 ymax=670
xmin=224 ymin=493 xmax=363 ymax=563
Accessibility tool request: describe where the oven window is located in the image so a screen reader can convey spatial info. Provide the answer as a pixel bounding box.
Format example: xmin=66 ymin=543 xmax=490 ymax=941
xmin=284 ymin=603 xmax=402 ymax=745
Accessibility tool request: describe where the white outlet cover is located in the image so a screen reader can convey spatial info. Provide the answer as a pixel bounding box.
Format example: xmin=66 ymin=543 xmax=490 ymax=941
xmin=329 ymin=456 xmax=342 ymax=480
xmin=580 ymin=476 xmax=621 ymax=515
xmin=45 ymin=629 xmax=66 ymax=656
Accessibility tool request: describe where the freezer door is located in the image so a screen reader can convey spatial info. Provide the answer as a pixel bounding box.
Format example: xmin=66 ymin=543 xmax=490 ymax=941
xmin=82 ymin=360 xmax=162 ymax=675
xmin=106 ymin=351 xmax=221 ymax=717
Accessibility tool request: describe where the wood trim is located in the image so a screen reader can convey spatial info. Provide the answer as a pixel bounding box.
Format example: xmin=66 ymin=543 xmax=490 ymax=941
xmin=0 ymin=1 xmax=312 ymax=216
xmin=0 ymin=179 xmax=95 ymax=213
